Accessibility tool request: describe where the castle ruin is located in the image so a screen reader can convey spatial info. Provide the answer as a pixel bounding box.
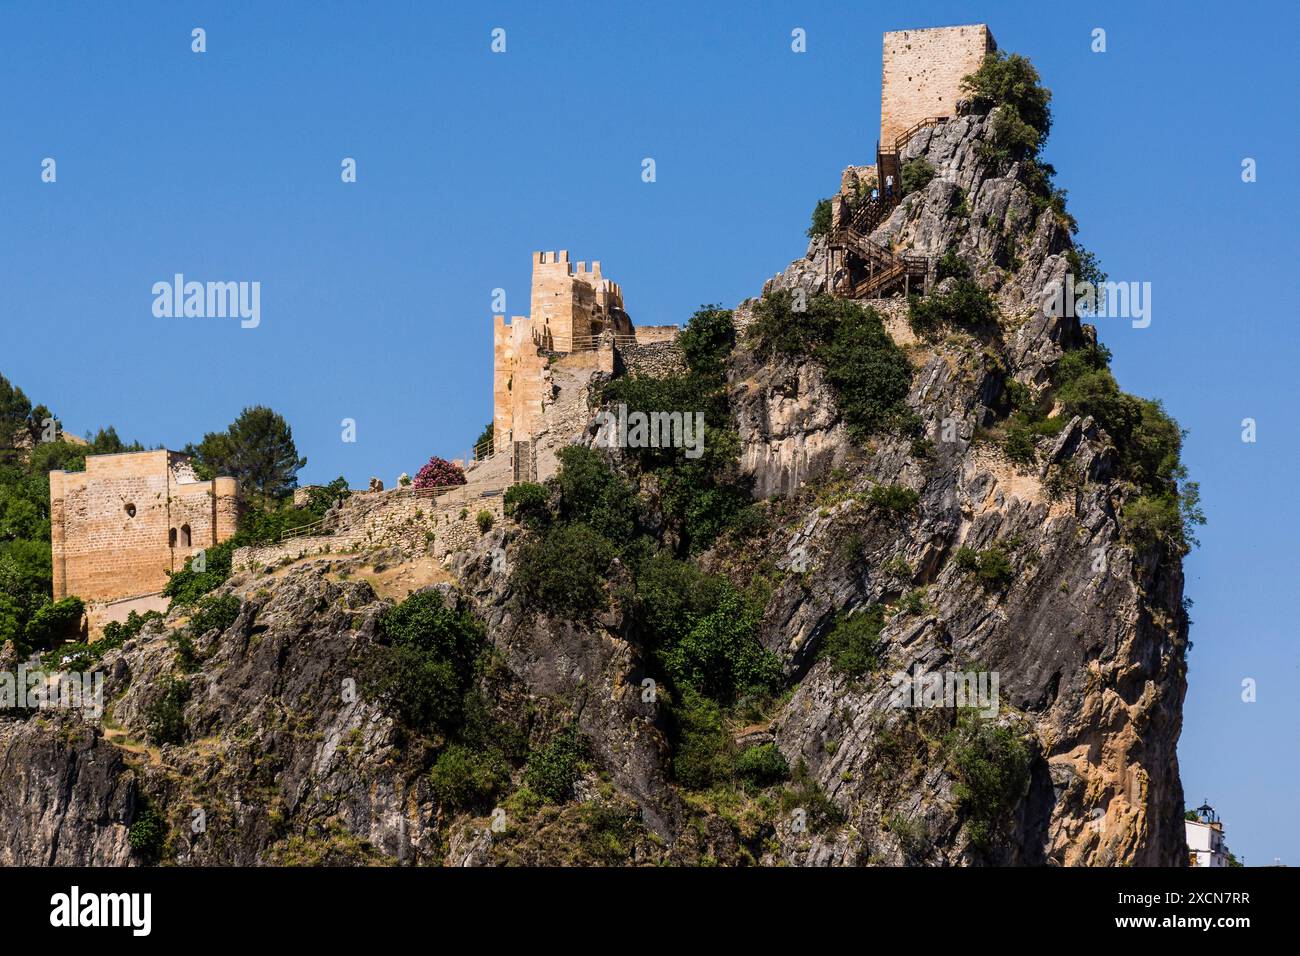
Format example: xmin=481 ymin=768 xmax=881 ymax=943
xmin=493 ymin=250 xmax=678 ymax=457
xmin=49 ymin=450 xmax=239 ymax=603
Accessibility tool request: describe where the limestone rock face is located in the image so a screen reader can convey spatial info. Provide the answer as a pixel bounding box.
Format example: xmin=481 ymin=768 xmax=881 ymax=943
xmin=725 ymin=108 xmax=1187 ymax=866
xmin=0 ymin=102 xmax=1186 ymax=868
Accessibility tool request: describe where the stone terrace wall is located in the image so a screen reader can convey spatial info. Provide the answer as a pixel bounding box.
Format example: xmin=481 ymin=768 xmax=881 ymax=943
xmin=233 ymin=486 xmax=503 ymax=571
xmin=618 ymin=339 xmax=686 ymax=378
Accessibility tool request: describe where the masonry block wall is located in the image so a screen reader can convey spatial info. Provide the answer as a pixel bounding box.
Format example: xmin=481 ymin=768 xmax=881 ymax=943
xmin=880 ymin=24 xmax=995 ymax=148
xmin=50 ymin=450 xmax=240 ymax=602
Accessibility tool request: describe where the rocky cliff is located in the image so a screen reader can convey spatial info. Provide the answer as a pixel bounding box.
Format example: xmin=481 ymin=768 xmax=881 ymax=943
xmin=0 ymin=103 xmax=1189 ymax=867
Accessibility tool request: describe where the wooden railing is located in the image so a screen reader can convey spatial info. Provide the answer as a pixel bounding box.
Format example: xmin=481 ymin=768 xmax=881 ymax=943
xmin=278 ymin=514 xmax=335 ymax=543
xmin=827 ymin=115 xmax=950 ymax=300
xmin=567 ymin=332 xmax=642 ymax=351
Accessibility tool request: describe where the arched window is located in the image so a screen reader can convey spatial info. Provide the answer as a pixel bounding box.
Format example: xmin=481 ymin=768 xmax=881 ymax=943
xmin=180 ymin=525 xmax=192 ymax=548
xmin=169 ymin=528 xmax=177 ymax=547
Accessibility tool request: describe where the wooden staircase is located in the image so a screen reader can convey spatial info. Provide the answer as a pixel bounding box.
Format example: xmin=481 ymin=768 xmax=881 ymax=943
xmin=828 ymin=116 xmax=948 ymax=299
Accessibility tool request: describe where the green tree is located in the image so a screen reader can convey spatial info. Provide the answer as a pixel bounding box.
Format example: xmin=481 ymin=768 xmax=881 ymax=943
xmin=807 ymin=197 xmax=833 ymax=239
xmin=473 ymin=420 xmax=495 ymax=458
xmin=961 ymin=51 xmax=1052 ymax=158
xmin=187 ymin=406 xmax=305 ymax=504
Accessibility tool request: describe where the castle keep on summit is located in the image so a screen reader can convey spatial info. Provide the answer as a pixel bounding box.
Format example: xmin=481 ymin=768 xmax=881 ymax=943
xmin=880 ymin=24 xmax=995 ymax=147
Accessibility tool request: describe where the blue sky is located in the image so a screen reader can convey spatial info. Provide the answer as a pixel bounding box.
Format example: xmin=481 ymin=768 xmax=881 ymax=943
xmin=2 ymin=1 xmax=1297 ymax=865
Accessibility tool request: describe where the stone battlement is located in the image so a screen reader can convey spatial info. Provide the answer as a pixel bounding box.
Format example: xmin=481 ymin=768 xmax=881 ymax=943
xmin=495 ymin=250 xmax=676 ymax=451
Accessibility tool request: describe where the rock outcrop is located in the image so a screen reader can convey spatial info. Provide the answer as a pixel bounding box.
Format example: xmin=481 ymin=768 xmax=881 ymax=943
xmin=0 ymin=100 xmax=1188 ymax=867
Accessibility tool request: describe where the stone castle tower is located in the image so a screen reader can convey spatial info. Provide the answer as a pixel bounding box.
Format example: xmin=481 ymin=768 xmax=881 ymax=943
xmin=837 ymin=24 xmax=996 ymax=233
xmin=880 ymin=24 xmax=996 ymax=146
xmin=49 ymin=450 xmax=239 ymax=603
xmin=492 ymin=251 xmax=637 ymax=451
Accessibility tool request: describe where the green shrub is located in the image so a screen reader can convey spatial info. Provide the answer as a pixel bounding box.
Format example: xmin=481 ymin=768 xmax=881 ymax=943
xmin=907 ymin=279 xmax=997 ymax=334
xmin=750 ymin=293 xmax=915 ymax=441
xmin=734 ymin=743 xmax=790 ymax=789
xmin=511 ymin=523 xmax=615 ymax=617
xmin=886 ymin=811 xmax=931 ymax=860
xmin=24 ymin=596 xmax=84 ymax=649
xmin=660 ymin=587 xmax=780 ymax=703
xmin=503 ymin=482 xmax=551 ymax=532
xmin=1124 ymin=490 xmax=1201 ymax=555
xmin=670 ymin=688 xmax=731 ymax=790
xmin=976 ymin=546 xmax=1013 ymax=590
xmin=897 ymin=587 xmax=929 ymax=615
xmin=128 ymin=805 xmax=168 ymax=863
xmin=597 ymin=321 xmax=752 ymax=556
xmin=869 ymin=484 xmax=919 ymax=513
xmin=948 ymin=719 xmax=1031 ymax=850
xmin=163 ymin=539 xmax=235 ymax=607
xmin=475 ymin=510 xmax=494 ymax=533
xmin=101 ymin=609 xmax=163 ymax=648
xmin=523 ymin=726 xmax=587 ymax=803
xmin=172 ymin=631 xmax=200 ymax=673
xmin=900 ymin=157 xmax=935 ymax=196
xmin=677 ymin=305 xmax=736 ymax=377
xmin=367 ymin=590 xmax=486 ymax=733
xmin=780 ymin=760 xmax=847 ymax=833
xmin=189 ymin=593 xmax=241 ymax=636
xmin=144 ymin=676 xmax=190 ymax=745
xmin=552 ymin=446 xmax=637 ymax=544
xmin=961 ymin=51 xmax=1052 ymax=159
xmin=429 ymin=743 xmax=510 ymax=812
xmin=821 ymin=607 xmax=884 ymax=678
xmin=1052 ymin=343 xmax=1204 ymax=552
xmin=935 ymin=249 xmax=971 ymax=281
xmin=381 ymin=588 xmax=484 ymax=661
xmin=953 ymin=545 xmax=1013 ymax=590
xmin=1003 ymin=421 xmax=1037 ymax=465
xmin=370 ymin=648 xmax=461 ymax=731
xmin=630 ymin=549 xmax=778 ymax=699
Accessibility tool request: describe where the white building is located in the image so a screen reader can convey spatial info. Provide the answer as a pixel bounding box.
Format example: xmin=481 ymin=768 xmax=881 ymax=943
xmin=1185 ymin=802 xmax=1231 ymax=867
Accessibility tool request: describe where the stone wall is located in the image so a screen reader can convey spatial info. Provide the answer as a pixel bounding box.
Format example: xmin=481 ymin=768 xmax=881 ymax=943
xmin=618 ymin=339 xmax=686 ymax=378
xmin=232 ymin=486 xmax=504 ymax=570
xmin=494 ymin=312 xmax=548 ymax=448
xmin=632 ymin=325 xmax=680 ymax=344
xmin=50 ymin=450 xmax=239 ymax=602
xmin=880 ymin=24 xmax=994 ymax=147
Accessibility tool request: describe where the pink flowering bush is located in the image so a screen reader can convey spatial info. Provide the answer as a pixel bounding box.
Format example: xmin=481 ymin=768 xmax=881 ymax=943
xmin=413 ymin=456 xmax=466 ymax=489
